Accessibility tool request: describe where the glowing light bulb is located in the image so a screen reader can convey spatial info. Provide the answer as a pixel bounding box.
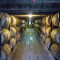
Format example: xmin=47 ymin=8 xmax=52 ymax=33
xmin=29 ymin=14 xmax=32 ymax=18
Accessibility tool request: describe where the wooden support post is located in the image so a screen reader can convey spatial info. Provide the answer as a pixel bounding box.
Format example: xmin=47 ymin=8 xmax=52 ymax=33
xmin=51 ymin=14 xmax=53 ymax=45
xmin=0 ymin=17 xmax=1 ymax=59
xmin=8 ymin=25 xmax=10 ymax=45
xmin=59 ymin=12 xmax=60 ymax=48
xmin=59 ymin=12 xmax=60 ymax=29
xmin=0 ymin=12 xmax=3 ymax=59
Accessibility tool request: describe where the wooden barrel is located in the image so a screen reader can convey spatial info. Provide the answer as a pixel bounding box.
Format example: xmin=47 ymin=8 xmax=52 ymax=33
xmin=45 ymin=38 xmax=51 ymax=49
xmin=55 ymin=31 xmax=60 ymax=43
xmin=51 ymin=29 xmax=60 ymax=43
xmin=22 ymin=28 xmax=25 ymax=31
xmin=1 ymin=13 xmax=11 ymax=27
xmin=15 ymin=26 xmax=21 ymax=32
xmin=16 ymin=18 xmax=20 ymax=26
xmin=10 ymin=27 xmax=16 ymax=37
xmin=1 ymin=50 xmax=7 ymax=60
xmin=0 ymin=14 xmax=1 ymax=18
xmin=35 ymin=20 xmax=39 ymax=23
xmin=2 ymin=44 xmax=11 ymax=56
xmin=40 ymin=33 xmax=43 ymax=38
xmin=42 ymin=18 xmax=46 ymax=25
xmin=39 ymin=19 xmax=41 ymax=24
xmin=1 ymin=29 xmax=11 ymax=43
xmin=59 ymin=22 xmax=60 ymax=27
xmin=11 ymin=15 xmax=17 ymax=26
xmin=42 ymin=34 xmax=46 ymax=42
xmin=46 ymin=16 xmax=51 ymax=26
xmin=50 ymin=43 xmax=60 ymax=59
xmin=10 ymin=38 xmax=16 ymax=49
xmin=52 ymin=13 xmax=59 ymax=26
xmin=21 ymin=24 xmax=26 ymax=27
xmin=16 ymin=33 xmax=21 ymax=41
xmin=21 ymin=20 xmax=25 ymax=23
xmin=39 ymin=26 xmax=42 ymax=29
xmin=46 ymin=27 xmax=51 ymax=36
xmin=35 ymin=24 xmax=39 ymax=28
xmin=41 ymin=26 xmax=46 ymax=34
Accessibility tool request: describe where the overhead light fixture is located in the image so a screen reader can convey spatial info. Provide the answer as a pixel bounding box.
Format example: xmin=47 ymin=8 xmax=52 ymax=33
xmin=29 ymin=14 xmax=32 ymax=18
xmin=32 ymin=0 xmax=35 ymax=2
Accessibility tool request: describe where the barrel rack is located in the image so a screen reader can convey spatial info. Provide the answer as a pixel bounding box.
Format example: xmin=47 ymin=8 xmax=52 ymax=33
xmin=50 ymin=12 xmax=60 ymax=47
xmin=0 ymin=12 xmax=1 ymax=59
xmin=0 ymin=13 xmax=11 ymax=60
xmin=59 ymin=12 xmax=60 ymax=48
xmin=38 ymin=12 xmax=60 ymax=60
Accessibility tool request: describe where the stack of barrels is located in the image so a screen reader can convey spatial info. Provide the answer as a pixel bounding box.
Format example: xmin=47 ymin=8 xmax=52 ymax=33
xmin=40 ymin=13 xmax=60 ymax=60
xmin=34 ymin=20 xmax=39 ymax=28
xmin=1 ymin=13 xmax=12 ymax=60
xmin=45 ymin=15 xmax=51 ymax=49
xmin=10 ymin=15 xmax=21 ymax=49
xmin=34 ymin=20 xmax=41 ymax=29
xmin=50 ymin=13 xmax=60 ymax=60
xmin=15 ymin=17 xmax=21 ymax=42
xmin=20 ymin=20 xmax=26 ymax=31
xmin=41 ymin=19 xmax=51 ymax=48
xmin=41 ymin=17 xmax=46 ymax=38
xmin=1 ymin=13 xmax=21 ymax=60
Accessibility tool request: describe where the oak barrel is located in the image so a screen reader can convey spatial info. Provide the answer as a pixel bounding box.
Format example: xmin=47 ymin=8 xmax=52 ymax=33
xmin=46 ymin=27 xmax=51 ymax=36
xmin=52 ymin=13 xmax=59 ymax=26
xmin=11 ymin=15 xmax=17 ymax=26
xmin=2 ymin=44 xmax=11 ymax=56
xmin=1 ymin=13 xmax=11 ymax=27
xmin=10 ymin=27 xmax=16 ymax=37
xmin=10 ymin=38 xmax=16 ymax=49
xmin=46 ymin=16 xmax=51 ymax=26
xmin=2 ymin=29 xmax=11 ymax=43
xmin=51 ymin=29 xmax=60 ymax=43
xmin=45 ymin=38 xmax=51 ymax=49
xmin=50 ymin=43 xmax=60 ymax=59
xmin=42 ymin=18 xmax=46 ymax=25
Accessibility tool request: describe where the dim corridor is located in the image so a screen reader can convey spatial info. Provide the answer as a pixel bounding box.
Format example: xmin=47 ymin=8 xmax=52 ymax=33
xmin=8 ymin=28 xmax=55 ymax=60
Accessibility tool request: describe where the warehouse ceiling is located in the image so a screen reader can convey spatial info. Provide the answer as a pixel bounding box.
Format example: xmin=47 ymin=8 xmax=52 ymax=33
xmin=0 ymin=0 xmax=60 ymax=15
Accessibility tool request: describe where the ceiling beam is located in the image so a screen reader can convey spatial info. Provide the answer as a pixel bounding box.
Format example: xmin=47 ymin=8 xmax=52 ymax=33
xmin=13 ymin=15 xmax=46 ymax=17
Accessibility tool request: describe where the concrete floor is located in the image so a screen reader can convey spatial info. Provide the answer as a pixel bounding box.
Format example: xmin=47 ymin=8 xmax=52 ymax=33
xmin=8 ymin=28 xmax=55 ymax=60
